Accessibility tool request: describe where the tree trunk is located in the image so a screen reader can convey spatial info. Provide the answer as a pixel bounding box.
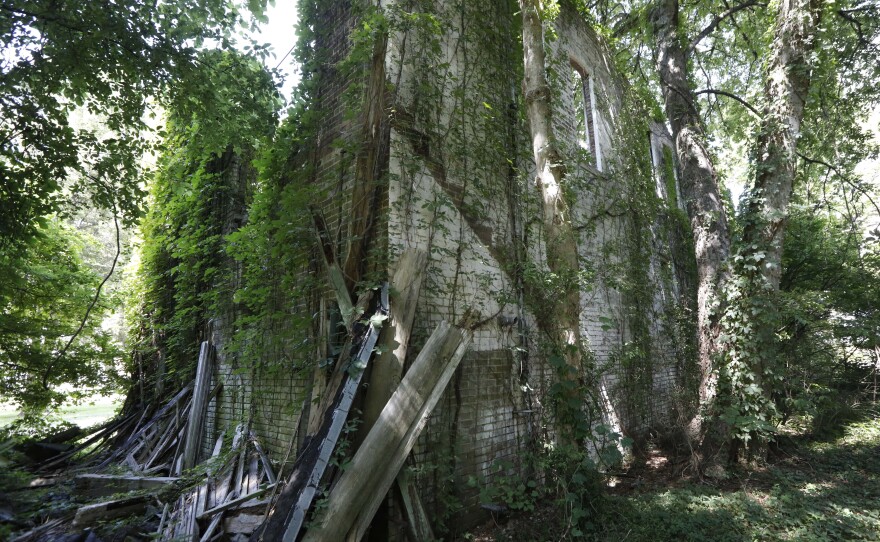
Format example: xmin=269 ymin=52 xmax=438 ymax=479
xmin=729 ymin=0 xmax=819 ymax=459
xmin=651 ymin=0 xmax=732 ymax=443
xmin=518 ymin=0 xmax=588 ymax=439
xmin=742 ymin=0 xmax=819 ymax=289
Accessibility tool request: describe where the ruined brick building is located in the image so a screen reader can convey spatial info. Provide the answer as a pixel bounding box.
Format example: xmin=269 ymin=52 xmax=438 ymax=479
xmin=183 ymin=0 xmax=694 ymax=536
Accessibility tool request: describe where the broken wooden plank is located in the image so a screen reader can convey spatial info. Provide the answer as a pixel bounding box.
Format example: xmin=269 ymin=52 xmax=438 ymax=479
xmin=302 ymin=320 xmax=472 ymax=542
xmin=357 ymin=248 xmax=427 ymax=446
xmin=306 ymin=288 xmax=374 ymax=436
xmin=246 ymin=453 xmax=259 ymax=494
xmin=182 ymin=341 xmax=215 ymax=471
xmin=74 ymin=474 xmax=178 ymax=498
xmin=10 ymin=516 xmax=72 ymax=542
xmin=72 ymin=494 xmax=149 ymax=527
xmin=125 ymin=451 xmax=141 ymax=472
xmin=196 ymin=484 xmax=275 ymax=521
xmin=98 ymin=384 xmax=193 ymax=470
xmin=311 ymin=207 xmax=355 ymax=327
xmin=396 ymin=467 xmax=435 ymax=542
xmin=207 ymin=432 xmax=225 ymax=478
xmin=144 ymin=417 xmax=182 ymax=470
xmin=38 ymin=412 xmax=136 ymax=471
xmin=157 ymin=502 xmax=170 ymax=534
xmin=253 ymin=286 xmax=388 ymax=542
xmin=340 ymin=31 xmax=390 ymax=295
xmin=250 ymin=433 xmax=276 ymax=484
xmin=212 ymin=425 xmax=244 ymax=507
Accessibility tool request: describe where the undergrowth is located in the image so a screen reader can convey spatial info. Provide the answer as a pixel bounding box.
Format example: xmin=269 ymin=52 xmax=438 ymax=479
xmin=472 ymin=411 xmax=880 ymax=541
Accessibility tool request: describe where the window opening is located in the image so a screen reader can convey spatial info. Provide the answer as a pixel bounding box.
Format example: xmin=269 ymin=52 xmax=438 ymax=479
xmin=571 ymin=63 xmax=602 ymax=171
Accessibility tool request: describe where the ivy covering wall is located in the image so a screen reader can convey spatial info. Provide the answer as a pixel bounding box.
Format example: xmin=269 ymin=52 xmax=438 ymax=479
xmin=128 ymin=0 xmax=698 ymax=535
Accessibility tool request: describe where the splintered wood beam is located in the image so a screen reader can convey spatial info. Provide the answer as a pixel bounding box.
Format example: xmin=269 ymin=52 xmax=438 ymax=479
xmin=250 ymin=432 xmax=277 ymax=484
xmin=341 ymin=32 xmax=389 ymax=293
xmin=357 ymin=248 xmax=427 ymax=445
xmin=97 ymin=384 xmax=193 ymax=470
xmin=197 ymin=484 xmax=276 ymax=521
xmin=307 ymin=290 xmax=373 ymax=436
xmin=396 ymin=467 xmax=435 ymax=542
xmin=182 ymin=342 xmax=215 ymax=471
xmin=310 ymin=206 xmax=355 ymax=327
xmin=302 ymin=321 xmax=472 ymax=542
xmin=279 ymin=288 xmax=388 ymax=542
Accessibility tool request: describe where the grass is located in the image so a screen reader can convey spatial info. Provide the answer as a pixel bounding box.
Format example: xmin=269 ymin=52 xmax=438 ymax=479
xmin=600 ymin=425 xmax=880 ymax=541
xmin=469 ymin=411 xmax=880 ymax=541
xmin=0 ymin=394 xmax=122 ymax=430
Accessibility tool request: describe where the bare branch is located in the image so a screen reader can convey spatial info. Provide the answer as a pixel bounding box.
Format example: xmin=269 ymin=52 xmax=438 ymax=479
xmin=53 ymin=201 xmax=121 ymax=367
xmin=836 ymin=9 xmax=868 ymax=46
xmin=694 ymin=88 xmax=761 ymax=117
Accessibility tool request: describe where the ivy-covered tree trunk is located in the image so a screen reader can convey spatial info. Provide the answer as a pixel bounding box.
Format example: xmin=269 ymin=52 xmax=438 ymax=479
xmin=651 ymin=0 xmax=732 ymax=446
xmin=722 ymin=0 xmax=820 ymax=457
xmin=519 ymin=0 xmax=587 ymax=439
xmin=742 ymin=0 xmax=819 ymax=289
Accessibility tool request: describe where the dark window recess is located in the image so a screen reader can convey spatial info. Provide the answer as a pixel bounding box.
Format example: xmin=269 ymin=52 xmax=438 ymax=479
xmin=571 ymin=63 xmax=600 ymax=170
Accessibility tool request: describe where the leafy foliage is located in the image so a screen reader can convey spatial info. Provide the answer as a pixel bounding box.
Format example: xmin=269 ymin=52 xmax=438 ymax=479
xmin=0 ymin=219 xmax=122 ymax=410
xmin=0 ymin=0 xmax=269 ymax=245
xmin=128 ymin=48 xmax=280 ymax=393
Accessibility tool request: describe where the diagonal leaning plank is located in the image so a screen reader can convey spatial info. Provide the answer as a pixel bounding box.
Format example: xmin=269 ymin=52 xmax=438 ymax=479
xmin=356 ymin=248 xmax=427 ymax=446
xmin=250 ymin=286 xmax=389 ymax=542
xmin=181 ymin=341 xmax=215 ymax=472
xmin=301 ymin=320 xmax=472 ymax=542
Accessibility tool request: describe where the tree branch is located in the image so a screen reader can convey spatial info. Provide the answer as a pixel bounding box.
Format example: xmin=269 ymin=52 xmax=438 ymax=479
xmin=694 ymin=88 xmax=761 ymax=117
xmin=53 ymin=203 xmax=121 ymax=367
xmin=836 ymin=9 xmax=869 ymax=46
xmin=797 ymin=152 xmax=880 ymax=219
xmin=689 ymin=1 xmax=767 ymax=54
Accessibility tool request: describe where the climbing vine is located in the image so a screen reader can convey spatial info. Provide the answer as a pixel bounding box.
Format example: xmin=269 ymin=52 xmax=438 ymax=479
xmin=128 ymin=0 xmax=702 ymax=537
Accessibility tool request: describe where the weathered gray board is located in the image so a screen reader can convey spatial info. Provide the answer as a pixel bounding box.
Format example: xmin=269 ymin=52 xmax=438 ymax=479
xmin=357 ymin=248 xmax=428 ymax=442
xmin=303 ymin=321 xmax=472 ymax=541
xmin=396 ymin=467 xmax=435 ymax=542
xmin=73 ymin=495 xmax=149 ymax=527
xmin=354 ymin=248 xmax=430 ymax=538
xmin=311 ymin=207 xmax=356 ymax=328
xmin=74 ymin=474 xmax=178 ymax=498
xmin=181 ymin=341 xmax=215 ymax=472
xmin=97 ymin=383 xmax=193 ymax=470
xmin=250 ymin=285 xmax=389 ymax=542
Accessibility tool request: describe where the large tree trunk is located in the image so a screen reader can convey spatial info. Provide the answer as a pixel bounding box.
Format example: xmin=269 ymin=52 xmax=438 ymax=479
xmin=729 ymin=0 xmax=820 ymax=458
xmin=742 ymin=0 xmax=819 ymax=288
xmin=651 ymin=0 xmax=732 ymax=444
xmin=519 ymin=0 xmax=587 ymax=439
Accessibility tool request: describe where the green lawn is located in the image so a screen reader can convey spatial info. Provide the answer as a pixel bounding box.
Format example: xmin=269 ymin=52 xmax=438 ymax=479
xmin=0 ymin=395 xmax=122 ymax=430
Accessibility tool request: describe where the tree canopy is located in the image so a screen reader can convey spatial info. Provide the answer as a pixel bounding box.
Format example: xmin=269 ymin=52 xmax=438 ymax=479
xmin=0 ymin=0 xmax=271 ymax=245
xmin=0 ymin=0 xmax=280 ymax=413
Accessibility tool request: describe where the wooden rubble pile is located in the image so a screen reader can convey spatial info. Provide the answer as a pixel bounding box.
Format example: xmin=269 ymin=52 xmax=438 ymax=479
xmin=156 ymin=426 xmax=278 ymax=542
xmin=30 ymin=242 xmax=472 ymax=541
